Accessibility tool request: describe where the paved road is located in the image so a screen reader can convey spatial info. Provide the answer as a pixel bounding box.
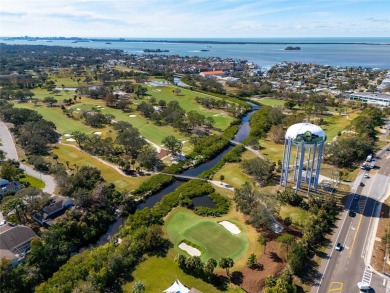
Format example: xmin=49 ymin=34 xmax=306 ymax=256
xmin=0 ymin=122 xmax=56 ymax=194
xmin=312 ymin=145 xmax=390 ymax=293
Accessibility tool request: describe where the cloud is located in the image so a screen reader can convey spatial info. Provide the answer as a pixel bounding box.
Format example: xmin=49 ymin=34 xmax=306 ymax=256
xmin=366 ymin=17 xmax=390 ymax=23
xmin=0 ymin=0 xmax=389 ymax=37
xmin=0 ymin=11 xmax=26 ymax=17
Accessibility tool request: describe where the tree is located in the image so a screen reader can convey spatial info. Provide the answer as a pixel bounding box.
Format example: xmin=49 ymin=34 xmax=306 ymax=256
xmin=116 ymin=128 xmax=146 ymax=158
xmin=18 ymin=120 xmax=59 ymax=154
xmin=162 ymin=135 xmax=182 ymax=156
xmin=284 ymin=100 xmax=296 ymax=109
xmin=203 ymin=258 xmax=217 ymax=278
xmin=234 ymin=182 xmax=256 ymax=215
xmin=43 ymin=96 xmax=57 ymax=107
xmin=249 ymin=205 xmax=273 ymax=230
xmin=241 ymin=158 xmax=275 ymax=186
xmin=137 ymin=146 xmax=158 ymax=171
xmin=246 ymin=253 xmax=257 ymax=269
xmin=219 ymin=257 xmax=234 ymax=276
xmin=71 ymin=131 xmax=89 ymax=148
xmin=0 ymin=258 xmax=25 ymax=293
xmin=219 ymin=174 xmax=225 ymax=185
xmin=132 ymin=281 xmax=145 ymax=293
xmin=268 ymin=124 xmax=285 ymax=144
xmin=174 ymin=88 xmax=182 ymax=96
xmin=1 ymin=197 xmax=27 ymax=223
xmin=287 ymin=242 xmax=308 ymax=277
xmin=0 ymin=161 xmax=20 ymax=181
xmin=325 ymin=136 xmax=373 ymax=167
xmin=276 ymin=234 xmax=295 ymax=253
xmin=135 ymin=86 xmax=148 ymax=99
xmin=258 ymin=235 xmax=268 ymax=253
xmin=158 ymin=100 xmax=166 ymax=108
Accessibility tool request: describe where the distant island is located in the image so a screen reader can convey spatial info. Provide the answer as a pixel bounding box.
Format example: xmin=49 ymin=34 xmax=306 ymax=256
xmin=143 ymin=49 xmax=170 ymax=53
xmin=285 ymin=46 xmax=301 ymax=50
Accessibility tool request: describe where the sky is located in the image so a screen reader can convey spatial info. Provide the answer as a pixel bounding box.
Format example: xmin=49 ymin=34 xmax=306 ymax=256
xmin=1 ymin=0 xmax=389 ymax=38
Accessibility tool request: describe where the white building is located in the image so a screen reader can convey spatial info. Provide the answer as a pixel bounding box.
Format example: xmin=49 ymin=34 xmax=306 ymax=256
xmin=348 ymin=93 xmax=390 ymax=107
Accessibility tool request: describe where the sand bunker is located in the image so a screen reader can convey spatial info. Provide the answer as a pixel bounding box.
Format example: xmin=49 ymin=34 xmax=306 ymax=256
xmin=129 ymin=115 xmax=137 ymax=118
xmin=93 ymin=132 xmax=102 ymax=135
xmin=64 ymin=134 xmax=72 ymax=137
xmin=154 ymin=89 xmax=162 ymax=92
xmin=219 ymin=221 xmax=241 ymax=234
xmin=179 ymin=242 xmax=201 ymax=256
xmin=76 ymin=108 xmax=81 ymax=111
xmin=66 ymin=138 xmax=76 ymax=142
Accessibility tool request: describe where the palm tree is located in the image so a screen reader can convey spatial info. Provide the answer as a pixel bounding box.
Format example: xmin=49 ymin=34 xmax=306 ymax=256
xmin=258 ymin=235 xmax=268 ymax=254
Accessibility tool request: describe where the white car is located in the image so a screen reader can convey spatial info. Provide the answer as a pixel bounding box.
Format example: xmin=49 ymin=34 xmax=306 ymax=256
xmin=364 ymin=174 xmax=369 ymax=178
xmin=335 ymin=243 xmax=342 ymax=251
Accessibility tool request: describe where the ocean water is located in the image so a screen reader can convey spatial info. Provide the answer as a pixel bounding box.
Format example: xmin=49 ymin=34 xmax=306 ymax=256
xmin=1 ymin=37 xmax=389 ymax=69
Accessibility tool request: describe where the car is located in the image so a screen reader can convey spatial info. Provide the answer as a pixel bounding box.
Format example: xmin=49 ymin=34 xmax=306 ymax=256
xmin=360 ymin=182 xmax=365 ymax=187
xmin=387 ymin=147 xmax=390 ymax=151
xmin=349 ymin=210 xmax=356 ymax=217
xmin=335 ymin=242 xmax=342 ymax=251
xmin=353 ymin=194 xmax=360 ymax=200
xmin=364 ymin=174 xmax=370 ymax=178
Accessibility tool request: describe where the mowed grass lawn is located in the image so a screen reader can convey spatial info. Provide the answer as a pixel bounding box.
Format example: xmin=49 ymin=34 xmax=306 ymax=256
xmin=212 ymin=151 xmax=256 ymax=188
xmin=14 ymin=102 xmax=99 ymax=135
xmin=148 ymin=85 xmax=234 ymax=130
xmin=257 ymin=97 xmax=287 ymax=107
xmin=122 ymin=255 xmax=241 ymax=293
xmin=53 ymin=144 xmax=149 ymax=191
xmin=19 ymin=174 xmax=45 ymax=189
xmin=279 ymin=205 xmax=309 ymax=228
xmin=165 ymin=208 xmax=249 ymax=262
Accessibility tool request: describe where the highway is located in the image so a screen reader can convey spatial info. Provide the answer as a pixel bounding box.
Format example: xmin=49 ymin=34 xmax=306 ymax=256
xmin=312 ymin=144 xmax=390 ymax=293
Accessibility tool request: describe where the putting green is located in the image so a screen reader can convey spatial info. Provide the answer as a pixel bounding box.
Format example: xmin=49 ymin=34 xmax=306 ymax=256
xmin=165 ymin=209 xmax=248 ymax=261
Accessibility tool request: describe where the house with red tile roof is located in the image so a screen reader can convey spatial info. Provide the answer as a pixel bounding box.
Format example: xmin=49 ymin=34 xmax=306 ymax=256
xmin=199 ymin=70 xmax=225 ymax=78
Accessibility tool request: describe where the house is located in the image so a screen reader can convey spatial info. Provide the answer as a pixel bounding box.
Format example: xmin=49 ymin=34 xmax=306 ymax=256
xmin=0 ymin=224 xmax=37 ymax=266
xmin=199 ymin=70 xmax=224 ymax=78
xmin=33 ymin=195 xmax=74 ymax=226
xmin=0 ymin=178 xmax=22 ymax=197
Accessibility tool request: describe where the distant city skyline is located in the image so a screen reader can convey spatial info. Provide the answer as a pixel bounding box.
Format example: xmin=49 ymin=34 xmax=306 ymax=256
xmin=1 ymin=0 xmax=389 ymax=38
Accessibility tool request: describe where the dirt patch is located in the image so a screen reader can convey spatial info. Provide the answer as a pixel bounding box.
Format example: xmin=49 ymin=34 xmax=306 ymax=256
xmin=157 ymin=149 xmax=169 ymax=159
xmin=371 ymin=195 xmax=390 ymax=274
xmin=220 ymin=241 xmax=287 ymax=293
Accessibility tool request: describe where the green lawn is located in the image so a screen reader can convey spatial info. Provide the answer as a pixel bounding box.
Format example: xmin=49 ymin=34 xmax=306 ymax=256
xmin=257 ymin=97 xmax=286 ymax=107
xmin=320 ymin=114 xmax=354 ymax=141
xmin=15 ymin=102 xmax=99 ymax=135
xmin=213 ymin=162 xmax=254 ymax=188
xmin=53 ymin=144 xmax=149 ymax=191
xmin=146 ymin=85 xmax=234 ymax=130
xmin=279 ymin=205 xmax=309 ymax=228
xmin=259 ymin=139 xmax=285 ymax=163
xmin=122 ymin=255 xmax=242 ymax=293
xmin=165 ymin=209 xmax=249 ymax=262
xmin=31 ymin=87 xmax=76 ymax=101
xmin=19 ymin=174 xmax=45 ymax=189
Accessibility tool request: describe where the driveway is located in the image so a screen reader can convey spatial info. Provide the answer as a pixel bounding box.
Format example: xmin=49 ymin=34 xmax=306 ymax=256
xmin=0 ymin=122 xmax=56 ymax=194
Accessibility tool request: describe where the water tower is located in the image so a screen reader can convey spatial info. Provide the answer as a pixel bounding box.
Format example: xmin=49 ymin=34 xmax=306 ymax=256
xmin=280 ymin=123 xmax=326 ymax=194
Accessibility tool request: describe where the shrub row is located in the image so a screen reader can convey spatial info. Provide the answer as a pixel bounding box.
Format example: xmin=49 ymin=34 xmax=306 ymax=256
xmin=132 ymin=174 xmax=174 ymax=195
xmin=194 ymin=193 xmax=230 ymax=217
xmin=199 ymin=144 xmax=245 ymax=179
